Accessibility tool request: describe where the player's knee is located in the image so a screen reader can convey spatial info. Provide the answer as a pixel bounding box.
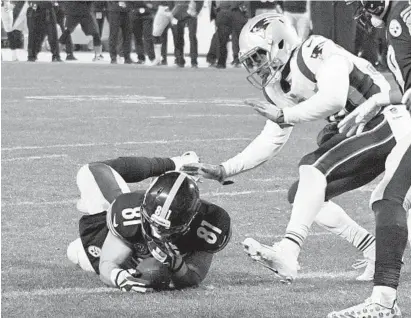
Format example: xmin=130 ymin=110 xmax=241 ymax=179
xmin=67 ymin=238 xmax=96 ymax=272
xmin=67 ymin=238 xmax=83 ymax=265
xmin=137 ymin=258 xmax=171 ymax=290
xmin=287 ymin=181 xmax=299 ymax=204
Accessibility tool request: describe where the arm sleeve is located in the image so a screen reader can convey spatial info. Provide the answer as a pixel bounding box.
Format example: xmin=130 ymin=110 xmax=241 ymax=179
xmin=283 ymin=54 xmax=352 ymax=124
xmin=98 ymin=157 xmax=175 ymax=183
xmin=221 ymin=120 xmax=293 ymax=177
xmin=99 ymin=231 xmax=133 ymax=287
xmin=171 ymin=251 xmax=213 ymax=289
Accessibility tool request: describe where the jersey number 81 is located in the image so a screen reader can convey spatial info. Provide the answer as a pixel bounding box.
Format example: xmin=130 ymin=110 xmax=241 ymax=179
xmin=197 ymin=220 xmax=222 ymax=244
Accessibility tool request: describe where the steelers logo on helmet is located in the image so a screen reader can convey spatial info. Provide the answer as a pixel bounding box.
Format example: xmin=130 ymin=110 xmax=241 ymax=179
xmin=389 ymin=19 xmax=402 ymax=38
xmin=141 ymin=171 xmax=201 ymax=243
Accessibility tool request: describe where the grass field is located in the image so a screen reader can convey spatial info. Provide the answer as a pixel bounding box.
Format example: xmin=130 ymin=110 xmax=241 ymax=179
xmin=1 ymin=61 xmax=410 ymax=318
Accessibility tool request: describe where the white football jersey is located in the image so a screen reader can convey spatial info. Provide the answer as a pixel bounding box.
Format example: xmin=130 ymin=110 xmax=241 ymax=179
xmin=264 ymin=35 xmax=391 ymax=116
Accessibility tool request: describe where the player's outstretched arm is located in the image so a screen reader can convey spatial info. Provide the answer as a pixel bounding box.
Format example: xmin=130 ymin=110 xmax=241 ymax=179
xmin=182 ymin=120 xmax=292 ymax=180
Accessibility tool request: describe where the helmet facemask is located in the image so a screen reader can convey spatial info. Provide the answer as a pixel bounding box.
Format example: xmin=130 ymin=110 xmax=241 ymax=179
xmin=240 ymin=45 xmax=287 ymax=90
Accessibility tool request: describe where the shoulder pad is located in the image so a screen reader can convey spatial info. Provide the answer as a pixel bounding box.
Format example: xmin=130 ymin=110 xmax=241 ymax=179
xmin=178 ymin=200 xmax=232 ymax=254
xmin=106 ymin=192 xmax=145 ymax=244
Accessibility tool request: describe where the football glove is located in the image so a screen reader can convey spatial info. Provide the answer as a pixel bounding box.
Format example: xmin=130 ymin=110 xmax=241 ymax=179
xmin=111 ymin=268 xmax=152 ymax=293
xmin=181 ymin=163 xmax=227 ymax=183
xmin=147 ymin=240 xmax=183 ymax=271
xmin=244 ymin=99 xmax=285 ymax=124
xmin=337 ymin=93 xmax=389 ymax=137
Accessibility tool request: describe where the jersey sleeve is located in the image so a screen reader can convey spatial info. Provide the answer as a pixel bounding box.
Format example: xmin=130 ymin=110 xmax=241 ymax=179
xmin=98 ymin=157 xmax=175 ymax=184
xmin=106 ymin=192 xmax=144 ymax=245
xmin=221 ymin=120 xmax=293 ymax=177
xmin=177 ymin=201 xmax=232 ymax=254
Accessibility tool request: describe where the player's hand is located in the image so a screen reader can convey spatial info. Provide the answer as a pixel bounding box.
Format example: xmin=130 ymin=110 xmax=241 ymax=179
xmin=400 ymin=5 xmax=411 ymax=35
xmin=337 ymin=93 xmax=388 ymax=137
xmin=401 ymin=88 xmax=411 ymax=110
xmin=244 ymin=99 xmax=285 ymax=124
xmin=112 ymin=268 xmax=152 ymax=293
xmin=147 ymin=240 xmax=182 ymax=270
xmin=181 ymin=163 xmax=227 ymax=183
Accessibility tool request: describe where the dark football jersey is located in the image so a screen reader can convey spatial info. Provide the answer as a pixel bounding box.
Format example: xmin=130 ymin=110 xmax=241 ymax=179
xmin=107 ymin=192 xmax=232 ymax=255
xmin=386 ymin=1 xmax=411 ymax=92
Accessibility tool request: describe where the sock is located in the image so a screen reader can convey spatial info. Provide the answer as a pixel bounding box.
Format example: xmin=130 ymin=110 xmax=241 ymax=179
xmin=314 ymin=201 xmax=376 ymax=259
xmin=373 ymin=200 xmax=408 ymax=290
xmin=371 ymin=286 xmax=397 ymax=307
xmin=284 ymin=165 xmax=326 ymax=253
xmin=154 ymin=44 xmax=162 ymax=61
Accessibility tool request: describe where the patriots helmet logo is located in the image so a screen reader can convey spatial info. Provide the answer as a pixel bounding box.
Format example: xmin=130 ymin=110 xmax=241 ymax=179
xmin=250 ymin=16 xmax=283 ymax=39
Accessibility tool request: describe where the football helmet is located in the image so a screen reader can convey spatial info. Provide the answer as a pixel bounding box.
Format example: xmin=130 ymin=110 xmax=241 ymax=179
xmin=347 ymin=0 xmax=390 ymax=33
xmin=239 ymin=13 xmax=301 ymax=89
xmin=141 ymin=171 xmax=201 ymax=243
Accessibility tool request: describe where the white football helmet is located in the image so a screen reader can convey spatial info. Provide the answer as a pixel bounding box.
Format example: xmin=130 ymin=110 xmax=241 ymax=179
xmin=239 ymin=13 xmax=301 ymax=89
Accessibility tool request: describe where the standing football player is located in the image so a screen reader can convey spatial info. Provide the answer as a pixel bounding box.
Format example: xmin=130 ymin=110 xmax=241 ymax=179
xmin=182 ymin=12 xmax=396 ymax=283
xmin=327 ymin=1 xmax=411 ymax=317
xmin=67 ymin=152 xmax=232 ymax=291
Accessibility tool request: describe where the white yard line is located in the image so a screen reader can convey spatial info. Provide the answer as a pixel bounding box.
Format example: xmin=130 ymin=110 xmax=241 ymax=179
xmin=1 ymin=271 xmax=361 ymax=299
xmin=2 ymin=154 xmax=68 ymax=162
xmin=2 ymin=137 xmax=252 ymax=151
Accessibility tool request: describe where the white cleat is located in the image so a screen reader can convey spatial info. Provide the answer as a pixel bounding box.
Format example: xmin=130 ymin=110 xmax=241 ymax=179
xmin=242 ymin=238 xmax=298 ymax=284
xmin=327 ymin=298 xmax=402 ymax=318
xmin=171 ymin=151 xmax=200 ymax=171
xmin=352 ymin=259 xmax=375 ymax=281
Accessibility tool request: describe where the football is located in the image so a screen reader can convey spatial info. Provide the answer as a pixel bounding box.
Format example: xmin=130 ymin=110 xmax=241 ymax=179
xmin=137 ymin=257 xmax=171 ymax=290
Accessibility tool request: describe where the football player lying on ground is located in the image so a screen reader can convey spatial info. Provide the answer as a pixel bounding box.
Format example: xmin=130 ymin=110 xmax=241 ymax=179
xmin=326 ymin=1 xmax=411 ymax=317
xmin=182 ymin=12 xmax=396 ymax=284
xmin=67 ymin=152 xmax=231 ymax=292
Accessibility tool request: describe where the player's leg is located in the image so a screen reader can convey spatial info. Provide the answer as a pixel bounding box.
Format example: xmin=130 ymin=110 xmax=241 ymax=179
xmin=328 ymin=136 xmax=409 ymax=318
xmin=76 ymin=162 xmax=131 ymax=215
xmin=250 ymin=116 xmax=394 ymax=282
xmin=369 ymin=138 xmax=411 ymax=307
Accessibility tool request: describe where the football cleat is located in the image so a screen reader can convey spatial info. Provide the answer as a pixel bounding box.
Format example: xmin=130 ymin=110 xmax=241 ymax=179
xmin=327 ymin=298 xmax=402 ymax=318
xmin=242 ymin=238 xmax=298 ymax=284
xmin=352 ymin=258 xmax=375 ymax=282
xmin=171 ymin=151 xmax=200 ymax=171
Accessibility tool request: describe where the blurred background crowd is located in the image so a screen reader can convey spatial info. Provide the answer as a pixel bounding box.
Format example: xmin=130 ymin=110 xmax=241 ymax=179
xmin=1 ymin=0 xmax=388 ymax=70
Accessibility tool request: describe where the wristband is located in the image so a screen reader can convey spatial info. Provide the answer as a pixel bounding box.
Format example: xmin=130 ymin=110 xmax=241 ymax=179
xmin=110 ymin=268 xmax=124 ymax=287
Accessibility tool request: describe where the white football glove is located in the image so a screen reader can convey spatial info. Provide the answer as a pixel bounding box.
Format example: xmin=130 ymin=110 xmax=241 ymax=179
xmin=111 ymin=268 xmax=152 ymax=293
xmin=400 ymin=5 xmax=411 ymax=35
xmin=337 ymin=93 xmax=389 ymax=137
xmin=244 ymin=99 xmax=285 ymax=125
xmin=181 ymin=163 xmax=227 ymax=183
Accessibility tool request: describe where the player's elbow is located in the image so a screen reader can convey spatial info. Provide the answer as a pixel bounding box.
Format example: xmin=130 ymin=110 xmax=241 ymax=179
xmin=172 ymin=268 xmax=205 ymax=289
